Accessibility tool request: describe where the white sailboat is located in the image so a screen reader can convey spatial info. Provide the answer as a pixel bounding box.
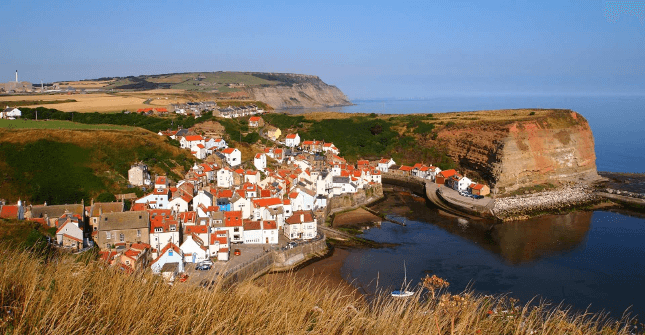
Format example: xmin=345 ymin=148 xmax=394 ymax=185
xmin=391 ymin=261 xmax=414 ymax=298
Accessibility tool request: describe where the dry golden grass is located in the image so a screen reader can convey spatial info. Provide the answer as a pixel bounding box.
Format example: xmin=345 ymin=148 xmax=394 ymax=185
xmin=0 ymin=249 xmax=636 ymax=335
xmin=1 ymin=93 xmax=152 ymax=112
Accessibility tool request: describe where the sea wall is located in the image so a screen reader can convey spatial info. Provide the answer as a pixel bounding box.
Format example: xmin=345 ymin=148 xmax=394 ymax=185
xmin=491 ymin=185 xmax=598 ymax=221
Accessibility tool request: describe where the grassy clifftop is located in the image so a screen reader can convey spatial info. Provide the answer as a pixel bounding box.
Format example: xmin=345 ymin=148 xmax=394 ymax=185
xmin=0 ymin=128 xmax=195 ymax=205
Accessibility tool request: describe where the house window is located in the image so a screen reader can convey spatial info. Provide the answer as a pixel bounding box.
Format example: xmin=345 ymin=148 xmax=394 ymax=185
xmin=169 ymin=250 xmax=173 ymax=256
xmin=106 ymin=232 xmax=111 ymax=239
xmin=119 ymin=234 xmax=124 ymax=242
xmin=126 ymin=260 xmax=130 ymax=265
xmin=94 ymin=227 xmax=97 ymax=231
xmin=170 ymin=225 xmax=176 ymax=232
xmin=137 ymin=230 xmax=141 ymax=237
xmin=155 ymin=228 xmax=162 ymax=233
xmin=234 ymin=228 xmax=239 ymax=232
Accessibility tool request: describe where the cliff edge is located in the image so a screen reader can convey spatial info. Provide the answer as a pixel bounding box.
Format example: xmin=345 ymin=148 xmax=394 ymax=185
xmin=245 ymin=73 xmax=351 ymax=109
xmin=434 ymin=110 xmax=600 ymax=194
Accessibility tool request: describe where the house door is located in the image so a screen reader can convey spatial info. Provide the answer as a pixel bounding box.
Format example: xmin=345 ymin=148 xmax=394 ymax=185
xmin=265 ymin=237 xmax=268 ymax=243
xmin=192 ymin=253 xmax=196 ymax=263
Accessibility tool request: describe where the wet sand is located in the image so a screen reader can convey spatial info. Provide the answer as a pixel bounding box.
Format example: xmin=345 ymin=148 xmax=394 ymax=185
xmin=332 ymin=208 xmax=381 ymax=227
xmin=258 ymin=247 xmax=361 ymax=298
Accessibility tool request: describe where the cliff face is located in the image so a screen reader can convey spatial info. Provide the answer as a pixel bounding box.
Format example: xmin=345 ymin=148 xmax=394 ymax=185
xmin=437 ymin=111 xmax=600 ymax=193
xmin=245 ymin=74 xmax=351 ymax=109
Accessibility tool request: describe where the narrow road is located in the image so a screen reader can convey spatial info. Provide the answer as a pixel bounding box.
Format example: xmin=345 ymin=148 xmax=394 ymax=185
xmin=425 ymin=182 xmax=481 ymax=220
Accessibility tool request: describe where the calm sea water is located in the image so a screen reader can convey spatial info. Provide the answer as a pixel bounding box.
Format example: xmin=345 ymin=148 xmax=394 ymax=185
xmin=322 ymin=95 xmax=645 ymax=173
xmin=323 ymin=95 xmax=645 ymax=319
xmin=342 ymin=194 xmax=645 ymax=319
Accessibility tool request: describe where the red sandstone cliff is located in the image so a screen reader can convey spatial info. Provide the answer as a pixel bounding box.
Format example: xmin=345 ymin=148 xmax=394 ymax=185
xmin=435 ymin=110 xmax=600 ymax=194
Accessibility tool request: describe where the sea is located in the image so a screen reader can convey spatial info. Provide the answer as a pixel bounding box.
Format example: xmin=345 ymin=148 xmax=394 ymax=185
xmin=314 ymin=95 xmax=645 ymax=319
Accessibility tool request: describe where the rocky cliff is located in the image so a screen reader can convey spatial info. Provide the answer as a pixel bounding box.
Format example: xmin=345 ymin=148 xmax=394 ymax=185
xmin=245 ymin=74 xmax=351 ymax=109
xmin=435 ymin=110 xmax=600 ymax=194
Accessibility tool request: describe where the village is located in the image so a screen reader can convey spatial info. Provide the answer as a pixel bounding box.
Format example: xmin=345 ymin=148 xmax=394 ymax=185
xmin=0 ymin=111 xmax=491 ymax=283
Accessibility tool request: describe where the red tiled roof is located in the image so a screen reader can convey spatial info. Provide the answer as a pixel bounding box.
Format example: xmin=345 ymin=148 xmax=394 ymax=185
xmin=286 ymin=134 xmax=297 ymax=139
xmin=289 ymin=192 xmax=298 ymax=199
xmin=399 ymin=166 xmax=414 ymax=172
xmin=224 ymin=211 xmax=243 ymax=227
xmin=217 ymin=189 xmax=233 ymax=198
xmin=155 ymin=176 xmax=167 ymax=185
xmin=131 ymin=203 xmax=147 ymax=211
xmin=254 ymin=153 xmax=263 ymax=159
xmin=282 ymin=199 xmax=291 ymax=205
xmin=249 ymin=116 xmax=261 ymax=122
xmin=178 ymin=211 xmax=196 ymax=223
xmin=379 ymin=158 xmax=390 ymax=164
xmin=155 ymin=108 xmax=168 ymax=112
xmin=0 ymin=205 xmax=19 ymax=219
xmin=285 ymin=210 xmax=315 ymax=224
xmin=471 ymin=184 xmax=485 ymax=190
xmin=222 ymin=148 xmax=236 ymax=154
xmin=252 ymin=198 xmax=282 ymax=208
xmin=438 ymin=169 xmax=457 ymax=178
xmin=196 ymin=144 xmax=205 ymax=149
xmin=243 ymin=220 xmax=262 ymax=231
xmin=263 ymin=220 xmax=277 ymax=230
xmin=185 ymin=225 xmax=208 ymax=235
xmin=184 ymin=135 xmax=203 ymax=142
xmin=260 ymin=190 xmax=271 ymax=198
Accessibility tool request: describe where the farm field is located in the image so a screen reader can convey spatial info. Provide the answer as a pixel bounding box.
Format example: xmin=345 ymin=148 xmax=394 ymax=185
xmin=0 ymin=93 xmax=152 ymax=112
xmin=0 ymin=119 xmax=133 ymax=130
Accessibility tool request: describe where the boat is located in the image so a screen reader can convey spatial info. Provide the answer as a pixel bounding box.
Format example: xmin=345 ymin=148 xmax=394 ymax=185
xmin=391 ymin=261 xmax=414 ymax=298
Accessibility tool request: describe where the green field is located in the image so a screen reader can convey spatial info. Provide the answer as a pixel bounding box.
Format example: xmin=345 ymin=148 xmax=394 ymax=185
xmin=0 ymin=119 xmax=132 ymax=130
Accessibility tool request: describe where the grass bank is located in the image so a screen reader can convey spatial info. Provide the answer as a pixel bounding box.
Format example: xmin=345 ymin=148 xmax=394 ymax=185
xmin=0 ymin=248 xmax=637 ymax=334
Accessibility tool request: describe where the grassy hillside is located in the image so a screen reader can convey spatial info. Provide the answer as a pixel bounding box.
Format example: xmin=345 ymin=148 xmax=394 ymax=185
xmin=0 ymin=248 xmax=635 ymax=334
xmin=0 ymin=119 xmax=132 ymax=130
xmin=0 ymin=128 xmax=195 ymax=205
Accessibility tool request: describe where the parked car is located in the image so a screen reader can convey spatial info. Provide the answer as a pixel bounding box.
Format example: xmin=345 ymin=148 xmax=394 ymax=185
xmin=198 ymin=260 xmax=214 ymax=267
xmin=234 ymin=249 xmax=241 ymax=256
xmin=179 ymin=274 xmax=189 ymax=283
xmin=196 ymin=263 xmax=211 ymax=271
xmin=287 ymin=242 xmax=297 ymax=249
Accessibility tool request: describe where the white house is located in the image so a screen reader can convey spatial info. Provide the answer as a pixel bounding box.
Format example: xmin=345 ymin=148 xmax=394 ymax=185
xmin=221 ymin=148 xmax=241 ymax=167
xmin=55 ymin=219 xmax=84 ymax=249
xmin=322 ymin=142 xmax=339 ymax=155
xmin=289 ymin=188 xmax=316 ymax=211
xmin=180 ymin=233 xmax=209 ymax=263
xmin=128 ymin=163 xmax=151 ymax=187
xmin=378 ymin=158 xmax=396 ymax=173
xmin=180 ymin=135 xmax=204 ymax=149
xmin=1 ymin=107 xmax=21 ymax=119
xmin=224 ymin=211 xmax=244 ymax=244
xmin=244 ymin=170 xmax=260 ymax=184
xmin=135 ymin=190 xmax=169 ymax=209
xmin=149 ymin=210 xmax=180 ymax=255
xmin=254 ymin=153 xmax=267 ymax=172
xmin=191 ymin=144 xmax=208 ymax=159
xmin=193 ymin=190 xmax=214 ymax=214
xmin=217 ymin=168 xmax=234 ymax=188
xmin=262 ymin=220 xmax=279 ymax=244
xmin=284 ymin=211 xmax=317 ymax=240
xmin=168 ymin=194 xmax=192 ymax=214
xmin=242 ymin=220 xmax=263 ymax=244
xmin=150 ymin=242 xmax=184 ymax=276
xmin=457 ymin=176 xmax=473 ymax=192
xmin=231 ymin=193 xmax=252 ymax=219
xmin=285 ymin=133 xmax=300 ymax=148
xmin=209 ymin=230 xmax=230 ymax=261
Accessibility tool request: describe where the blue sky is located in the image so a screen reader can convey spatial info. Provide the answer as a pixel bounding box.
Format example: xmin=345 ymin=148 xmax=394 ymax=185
xmin=1 ymin=0 xmax=644 ymax=99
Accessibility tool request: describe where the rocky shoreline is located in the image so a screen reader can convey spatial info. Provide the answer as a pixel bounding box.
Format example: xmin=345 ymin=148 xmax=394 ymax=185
xmin=491 ymin=185 xmax=599 ymax=221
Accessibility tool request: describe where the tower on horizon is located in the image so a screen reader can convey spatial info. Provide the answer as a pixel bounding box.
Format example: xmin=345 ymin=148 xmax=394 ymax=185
xmin=15 ymin=70 xmax=18 ymax=83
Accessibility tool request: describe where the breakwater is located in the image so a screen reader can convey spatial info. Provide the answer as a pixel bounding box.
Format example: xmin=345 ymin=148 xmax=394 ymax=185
xmin=491 ymin=186 xmax=598 ymax=221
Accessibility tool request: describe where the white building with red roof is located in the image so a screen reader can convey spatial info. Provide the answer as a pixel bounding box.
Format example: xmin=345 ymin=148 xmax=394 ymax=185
xmin=191 ymin=143 xmax=208 ymax=159
xmin=55 ymin=217 xmax=84 ymax=250
xmin=254 ymin=153 xmax=267 ymax=172
xmin=223 ymin=211 xmax=244 ymax=243
xmin=150 ymin=242 xmax=184 ymax=277
xmin=377 ymin=158 xmax=396 ymax=172
xmin=180 ymin=135 xmax=204 ymax=149
xmin=149 ymin=209 xmax=180 ymax=255
xmin=209 ymin=230 xmax=230 ymax=261
xmin=249 ymin=116 xmax=263 ymax=128
xmin=221 ymin=148 xmax=241 ymax=167
xmin=180 ymin=232 xmax=209 ymax=263
xmin=285 ymin=133 xmax=300 ymax=147
xmin=322 ymin=142 xmax=339 ymax=155
xmin=284 ymin=210 xmax=317 ymax=240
